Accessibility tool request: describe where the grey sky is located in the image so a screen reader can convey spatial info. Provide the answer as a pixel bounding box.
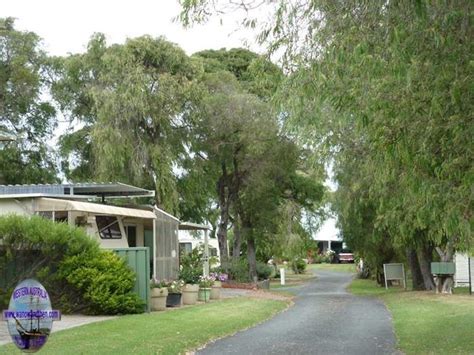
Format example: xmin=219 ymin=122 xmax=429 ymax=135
xmin=2 ymin=0 xmax=256 ymax=56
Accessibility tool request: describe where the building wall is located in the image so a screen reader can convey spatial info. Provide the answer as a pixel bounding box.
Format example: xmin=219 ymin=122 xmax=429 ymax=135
xmin=154 ymin=208 xmax=179 ymax=280
xmin=179 ymin=230 xmax=220 ymax=260
xmin=0 ymin=199 xmax=34 ymax=216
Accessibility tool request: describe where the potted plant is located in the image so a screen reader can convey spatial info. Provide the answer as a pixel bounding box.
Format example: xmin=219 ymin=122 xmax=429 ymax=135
xmin=198 ymin=275 xmax=215 ymax=302
xmin=150 ymin=278 xmax=168 ymax=311
xmin=179 ymin=267 xmax=201 ymax=305
xmin=179 ymin=249 xmax=203 ymax=305
xmin=210 ymin=272 xmax=228 ymax=300
xmin=150 ymin=279 xmax=168 ymax=311
xmin=166 ymin=280 xmax=184 ymax=307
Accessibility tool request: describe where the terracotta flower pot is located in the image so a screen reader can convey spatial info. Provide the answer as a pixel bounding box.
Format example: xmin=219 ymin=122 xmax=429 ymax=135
xmin=151 ymin=287 xmax=168 ymax=311
xmin=182 ymin=284 xmax=199 ymax=305
xmin=198 ymin=288 xmax=211 ymax=302
xmin=210 ymin=281 xmax=222 ymax=300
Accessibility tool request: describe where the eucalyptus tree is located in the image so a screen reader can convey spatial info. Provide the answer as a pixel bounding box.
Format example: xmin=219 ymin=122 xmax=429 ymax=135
xmin=183 ymin=71 xmax=277 ymax=265
xmin=193 ymin=48 xmax=283 ymax=100
xmin=182 ymin=69 xmax=324 ymax=278
xmin=0 ymin=18 xmax=58 ymax=184
xmin=52 ymin=34 xmax=198 ymax=211
xmin=180 ymin=1 xmax=473 ymax=290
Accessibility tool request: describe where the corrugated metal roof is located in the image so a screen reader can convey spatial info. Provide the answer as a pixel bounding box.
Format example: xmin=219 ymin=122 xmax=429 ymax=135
xmin=0 ymin=182 xmax=155 ymax=198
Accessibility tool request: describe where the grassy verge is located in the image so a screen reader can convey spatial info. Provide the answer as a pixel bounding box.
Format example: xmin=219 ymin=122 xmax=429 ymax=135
xmin=269 ymin=266 xmax=316 ymax=290
xmin=0 ymin=298 xmax=289 ymax=355
xmin=307 ymin=263 xmax=356 ymax=273
xmin=349 ymin=279 xmax=474 ymax=354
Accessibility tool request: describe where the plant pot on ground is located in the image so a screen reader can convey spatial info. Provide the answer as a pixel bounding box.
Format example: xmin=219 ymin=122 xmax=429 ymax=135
xmin=198 ymin=288 xmax=211 ymax=302
xmin=166 ymin=293 xmax=182 ymax=307
xmin=198 ymin=275 xmax=215 ymax=303
xmin=182 ymin=283 xmax=199 ymax=305
xmin=209 ymin=272 xmax=228 ymax=300
xmin=166 ymin=280 xmax=184 ymax=307
xmin=210 ymin=281 xmax=221 ymax=299
xmin=150 ymin=278 xmax=169 ymax=311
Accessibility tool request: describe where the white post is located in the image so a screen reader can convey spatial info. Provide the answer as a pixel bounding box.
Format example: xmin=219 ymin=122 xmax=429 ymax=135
xmin=203 ymin=229 xmax=209 ymax=277
xmin=328 ymin=240 xmax=332 ymax=252
xmin=280 ymin=268 xmax=286 ymax=286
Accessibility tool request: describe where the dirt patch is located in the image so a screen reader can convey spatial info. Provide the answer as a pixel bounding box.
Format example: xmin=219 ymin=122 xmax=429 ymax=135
xmin=221 ymin=288 xmax=293 ymax=301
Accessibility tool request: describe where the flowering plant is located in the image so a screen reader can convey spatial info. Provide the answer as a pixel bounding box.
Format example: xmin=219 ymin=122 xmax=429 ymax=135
xmin=198 ymin=275 xmax=215 ymax=288
xmin=210 ymin=272 xmax=228 ymax=282
xmin=150 ymin=278 xmax=168 ymax=289
xmin=168 ymin=280 xmax=185 ymax=294
xmin=325 ymin=249 xmax=335 ymax=256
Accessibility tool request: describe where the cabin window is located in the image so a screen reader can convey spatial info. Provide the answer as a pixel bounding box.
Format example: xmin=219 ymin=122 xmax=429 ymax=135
xmin=209 ymin=247 xmax=218 ymax=257
xmin=179 ymin=242 xmax=193 ymax=256
xmin=37 ymin=211 xmax=68 ymax=223
xmin=96 ymin=216 xmax=122 ymax=239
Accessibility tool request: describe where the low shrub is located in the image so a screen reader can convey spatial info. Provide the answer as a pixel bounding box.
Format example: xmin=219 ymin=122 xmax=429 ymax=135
xmin=256 ymin=262 xmax=273 ymax=280
xmin=0 ymin=214 xmax=144 ymax=314
xmin=291 ymin=257 xmax=307 ymax=274
xmin=226 ymin=258 xmax=251 ymax=282
xmin=60 ymin=251 xmax=144 ymax=314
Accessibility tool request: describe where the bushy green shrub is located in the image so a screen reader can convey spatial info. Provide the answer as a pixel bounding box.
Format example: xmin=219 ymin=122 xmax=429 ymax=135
xmin=226 ymin=258 xmax=251 ymax=282
xmin=179 ymin=247 xmax=203 ymax=284
xmin=0 ymin=214 xmax=143 ymax=314
xmin=256 ymin=262 xmax=273 ymax=280
xmin=60 ymin=251 xmax=144 ymax=314
xmin=223 ymin=259 xmax=273 ymax=282
xmin=291 ymin=257 xmax=307 ymax=274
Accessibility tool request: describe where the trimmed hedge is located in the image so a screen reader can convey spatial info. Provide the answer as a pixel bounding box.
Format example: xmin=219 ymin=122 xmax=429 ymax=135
xmin=0 ymin=214 xmax=144 ymax=314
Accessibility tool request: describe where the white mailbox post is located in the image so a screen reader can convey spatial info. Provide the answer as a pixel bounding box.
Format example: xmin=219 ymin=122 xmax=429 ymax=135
xmin=280 ymin=268 xmax=286 ymax=286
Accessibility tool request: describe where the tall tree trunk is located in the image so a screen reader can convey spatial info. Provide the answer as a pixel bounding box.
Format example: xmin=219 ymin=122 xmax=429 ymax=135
xmin=406 ymin=248 xmax=425 ymax=290
xmin=216 ymin=165 xmax=229 ymax=267
xmin=232 ymin=214 xmax=242 ymax=260
xmin=435 ymin=241 xmax=455 ymax=294
xmin=246 ymin=231 xmax=257 ymax=282
xmin=417 ymin=243 xmax=435 ymax=290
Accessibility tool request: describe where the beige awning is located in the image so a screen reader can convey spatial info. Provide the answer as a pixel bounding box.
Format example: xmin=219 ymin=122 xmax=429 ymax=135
xmin=34 ymin=197 xmax=156 ymax=219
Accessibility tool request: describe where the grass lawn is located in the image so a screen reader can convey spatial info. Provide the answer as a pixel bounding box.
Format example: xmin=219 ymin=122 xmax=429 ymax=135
xmin=307 ymin=263 xmax=356 ymax=273
xmin=0 ymin=298 xmax=289 ymax=355
xmin=269 ymin=266 xmax=316 ymax=290
xmin=349 ymin=279 xmax=474 ymax=354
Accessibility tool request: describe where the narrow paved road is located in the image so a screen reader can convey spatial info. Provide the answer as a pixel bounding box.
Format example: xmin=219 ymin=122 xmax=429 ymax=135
xmin=199 ymin=270 xmax=398 ymax=355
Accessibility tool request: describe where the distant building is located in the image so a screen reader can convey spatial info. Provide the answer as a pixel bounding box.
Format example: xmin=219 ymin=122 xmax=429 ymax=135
xmin=313 ymin=218 xmax=344 ymax=253
xmin=179 ymin=229 xmax=220 ymax=265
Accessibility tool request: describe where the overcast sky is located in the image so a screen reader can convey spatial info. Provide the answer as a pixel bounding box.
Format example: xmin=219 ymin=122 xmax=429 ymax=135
xmin=3 ymin=0 xmax=256 ymax=56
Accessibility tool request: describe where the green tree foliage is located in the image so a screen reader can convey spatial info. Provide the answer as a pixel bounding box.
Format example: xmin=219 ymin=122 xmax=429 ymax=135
xmin=52 ymin=34 xmax=199 ymax=211
xmin=179 ymin=1 xmax=473 ymax=289
xmin=194 ymin=48 xmax=283 ymax=99
xmin=0 ymin=18 xmax=58 ymax=184
xmin=0 ymin=215 xmax=144 ymax=314
xmin=182 ymin=69 xmax=324 ymax=278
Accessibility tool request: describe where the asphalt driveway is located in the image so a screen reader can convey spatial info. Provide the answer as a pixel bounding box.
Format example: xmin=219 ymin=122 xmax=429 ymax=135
xmin=199 ymin=269 xmax=398 ymax=355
